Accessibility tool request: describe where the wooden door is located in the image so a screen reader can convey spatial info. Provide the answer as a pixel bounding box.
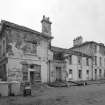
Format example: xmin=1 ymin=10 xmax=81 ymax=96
xmin=30 ymin=71 xmax=34 ymax=84
xmin=56 ymin=67 xmax=62 ymax=81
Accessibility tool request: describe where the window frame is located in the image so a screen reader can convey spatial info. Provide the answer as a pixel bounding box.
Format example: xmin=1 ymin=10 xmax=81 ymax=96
xmin=69 ymin=55 xmax=72 ymax=65
xmin=78 ymin=56 xmax=82 ymax=65
xmin=99 ymin=57 xmax=102 ymax=66
xmin=86 ymin=70 xmax=89 ymax=75
xmin=78 ymin=69 xmax=82 ymax=79
xmin=69 ymin=69 xmax=72 ymax=74
xmin=94 ymin=56 xmax=97 ymax=65
xmin=86 ymin=58 xmax=89 ymax=66
xmin=99 ymin=69 xmax=102 ymax=77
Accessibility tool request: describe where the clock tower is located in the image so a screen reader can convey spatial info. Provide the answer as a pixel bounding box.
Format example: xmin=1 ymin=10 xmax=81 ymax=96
xmin=41 ymin=15 xmax=52 ymax=36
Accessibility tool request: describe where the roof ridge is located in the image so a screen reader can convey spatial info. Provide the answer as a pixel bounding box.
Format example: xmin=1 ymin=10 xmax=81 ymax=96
xmin=65 ymin=49 xmax=92 ymax=58
xmin=1 ymin=20 xmax=53 ymax=39
xmin=70 ymin=41 xmax=105 ymax=49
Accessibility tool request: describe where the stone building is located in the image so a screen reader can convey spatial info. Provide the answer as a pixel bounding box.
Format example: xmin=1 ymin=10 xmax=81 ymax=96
xmin=49 ymin=46 xmax=66 ymax=82
xmin=64 ymin=50 xmax=92 ymax=81
xmin=70 ymin=36 xmax=105 ymax=80
xmin=0 ymin=16 xmax=53 ymax=84
xmin=49 ymin=36 xmax=105 ymax=82
xmin=0 ymin=16 xmax=105 ymax=84
xmin=49 ymin=46 xmax=93 ymax=82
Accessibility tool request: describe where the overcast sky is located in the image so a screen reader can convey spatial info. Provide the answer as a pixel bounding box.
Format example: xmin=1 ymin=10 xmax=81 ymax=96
xmin=0 ymin=0 xmax=105 ymax=48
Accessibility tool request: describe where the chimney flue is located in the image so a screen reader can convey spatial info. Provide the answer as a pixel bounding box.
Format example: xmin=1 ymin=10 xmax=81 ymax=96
xmin=73 ymin=36 xmax=83 ymax=46
xmin=41 ymin=15 xmax=52 ymax=36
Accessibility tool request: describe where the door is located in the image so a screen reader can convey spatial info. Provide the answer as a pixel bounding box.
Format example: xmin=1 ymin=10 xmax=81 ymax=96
xmin=30 ymin=71 xmax=34 ymax=84
xmin=56 ymin=67 xmax=62 ymax=81
xmin=68 ymin=69 xmax=73 ymax=80
xmin=78 ymin=70 xmax=82 ymax=79
xmin=29 ymin=64 xmax=41 ymax=84
xmin=95 ymin=69 xmax=97 ymax=80
xmin=99 ymin=69 xmax=102 ymax=79
xmin=86 ymin=70 xmax=89 ymax=80
xmin=30 ymin=71 xmax=41 ymax=84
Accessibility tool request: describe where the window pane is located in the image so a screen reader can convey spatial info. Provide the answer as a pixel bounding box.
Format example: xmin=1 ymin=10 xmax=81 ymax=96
xmin=78 ymin=70 xmax=82 ymax=79
xmin=69 ymin=69 xmax=72 ymax=74
xmin=99 ymin=69 xmax=102 ymax=77
xmin=94 ymin=56 xmax=97 ymax=65
xmin=86 ymin=70 xmax=89 ymax=74
xmin=78 ymin=56 xmax=82 ymax=65
xmin=86 ymin=58 xmax=89 ymax=66
xmin=100 ymin=57 xmax=102 ymax=66
xmin=23 ymin=72 xmax=28 ymax=81
xmin=69 ymin=56 xmax=72 ymax=64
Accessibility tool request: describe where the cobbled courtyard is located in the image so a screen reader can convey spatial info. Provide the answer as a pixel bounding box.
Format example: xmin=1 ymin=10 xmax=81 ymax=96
xmin=0 ymin=84 xmax=105 ymax=105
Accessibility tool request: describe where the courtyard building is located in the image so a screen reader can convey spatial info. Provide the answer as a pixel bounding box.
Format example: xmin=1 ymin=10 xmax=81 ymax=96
xmin=64 ymin=50 xmax=92 ymax=81
xmin=0 ymin=16 xmax=105 ymax=84
xmin=0 ymin=16 xmax=53 ymax=84
xmin=49 ymin=46 xmax=66 ymax=82
xmin=70 ymin=36 xmax=105 ymax=80
xmin=49 ymin=46 xmax=93 ymax=82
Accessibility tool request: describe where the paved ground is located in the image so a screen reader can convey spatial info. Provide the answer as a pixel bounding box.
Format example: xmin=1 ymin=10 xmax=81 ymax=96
xmin=0 ymin=84 xmax=105 ymax=105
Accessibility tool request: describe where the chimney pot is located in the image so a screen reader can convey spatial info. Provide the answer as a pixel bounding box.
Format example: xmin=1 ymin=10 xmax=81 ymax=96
xmin=41 ymin=15 xmax=52 ymax=35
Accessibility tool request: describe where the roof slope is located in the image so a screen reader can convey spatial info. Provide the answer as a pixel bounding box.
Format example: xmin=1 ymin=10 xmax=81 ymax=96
xmin=51 ymin=46 xmax=91 ymax=58
xmin=0 ymin=20 xmax=53 ymax=39
xmin=65 ymin=49 xmax=92 ymax=58
xmin=70 ymin=41 xmax=105 ymax=49
xmin=51 ymin=46 xmax=67 ymax=52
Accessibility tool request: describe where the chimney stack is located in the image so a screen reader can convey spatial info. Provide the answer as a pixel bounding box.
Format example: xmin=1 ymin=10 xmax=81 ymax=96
xmin=73 ymin=36 xmax=83 ymax=46
xmin=41 ymin=15 xmax=52 ymax=36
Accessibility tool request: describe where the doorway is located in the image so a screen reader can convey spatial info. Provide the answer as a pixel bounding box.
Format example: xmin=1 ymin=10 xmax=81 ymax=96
xmin=56 ymin=67 xmax=62 ymax=81
xmin=95 ymin=69 xmax=97 ymax=80
xmin=86 ymin=70 xmax=89 ymax=80
xmin=29 ymin=64 xmax=41 ymax=84
xmin=30 ymin=71 xmax=34 ymax=84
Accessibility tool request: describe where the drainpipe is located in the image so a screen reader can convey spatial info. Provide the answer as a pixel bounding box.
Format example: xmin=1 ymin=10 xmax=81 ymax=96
xmin=91 ymin=56 xmax=94 ymax=80
xmin=48 ymin=60 xmax=51 ymax=83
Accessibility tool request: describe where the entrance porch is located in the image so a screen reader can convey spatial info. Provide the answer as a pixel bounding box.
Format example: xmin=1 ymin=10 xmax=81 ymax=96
xmin=22 ymin=64 xmax=41 ymax=84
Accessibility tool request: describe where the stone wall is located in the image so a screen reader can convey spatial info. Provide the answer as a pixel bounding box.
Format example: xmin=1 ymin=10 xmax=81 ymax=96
xmin=72 ymin=43 xmax=97 ymax=56
xmin=2 ymin=26 xmax=50 ymax=83
xmin=65 ymin=55 xmax=92 ymax=81
xmin=50 ymin=60 xmax=66 ymax=82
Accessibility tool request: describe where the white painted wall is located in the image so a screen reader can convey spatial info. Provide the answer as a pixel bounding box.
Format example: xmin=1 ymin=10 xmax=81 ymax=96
xmin=65 ymin=55 xmax=92 ymax=81
xmin=6 ymin=38 xmax=49 ymax=83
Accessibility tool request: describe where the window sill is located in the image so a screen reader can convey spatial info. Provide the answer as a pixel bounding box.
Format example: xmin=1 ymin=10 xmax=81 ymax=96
xmin=24 ymin=53 xmax=37 ymax=56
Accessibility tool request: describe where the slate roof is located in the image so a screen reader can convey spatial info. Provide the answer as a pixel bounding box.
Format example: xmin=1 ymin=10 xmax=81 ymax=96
xmin=51 ymin=46 xmax=92 ymax=58
xmin=65 ymin=49 xmax=92 ymax=58
xmin=70 ymin=41 xmax=105 ymax=49
xmin=51 ymin=46 xmax=67 ymax=52
xmin=0 ymin=20 xmax=53 ymax=39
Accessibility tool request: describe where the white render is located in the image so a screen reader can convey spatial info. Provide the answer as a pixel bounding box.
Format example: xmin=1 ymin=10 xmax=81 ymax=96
xmin=0 ymin=17 xmax=105 ymax=84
